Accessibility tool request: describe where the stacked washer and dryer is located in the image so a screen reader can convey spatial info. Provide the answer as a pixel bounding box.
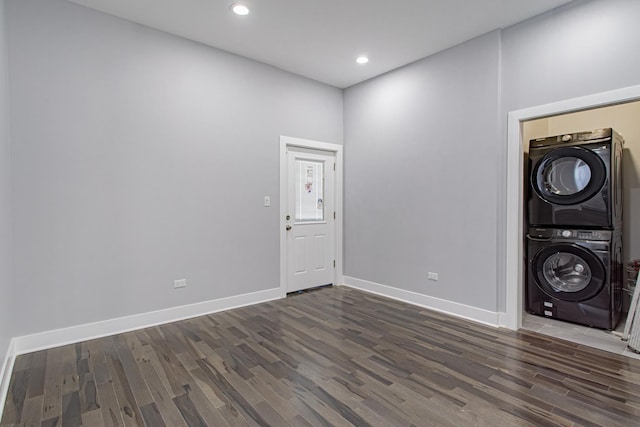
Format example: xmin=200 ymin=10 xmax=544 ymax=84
xmin=526 ymin=128 xmax=624 ymax=330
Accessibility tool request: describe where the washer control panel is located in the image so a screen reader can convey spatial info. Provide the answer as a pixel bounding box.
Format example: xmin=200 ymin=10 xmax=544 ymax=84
xmin=555 ymin=229 xmax=609 ymax=240
xmin=528 ymin=228 xmax=610 ymax=241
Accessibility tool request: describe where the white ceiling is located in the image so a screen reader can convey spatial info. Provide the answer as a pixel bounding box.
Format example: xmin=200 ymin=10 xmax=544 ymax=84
xmin=67 ymin=0 xmax=573 ymax=88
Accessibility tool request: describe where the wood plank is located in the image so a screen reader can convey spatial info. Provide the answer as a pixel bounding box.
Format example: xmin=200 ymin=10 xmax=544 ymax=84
xmin=195 ymin=358 xmax=270 ymax=426
xmin=135 ymin=348 xmax=188 ymax=427
xmin=81 ymin=409 xmax=105 ymax=427
xmin=26 ymin=351 xmax=48 ymax=399
xmin=139 ymin=403 xmax=166 ymax=427
xmin=40 ymin=416 xmax=60 ymax=427
xmin=106 ymin=351 xmax=144 ymax=427
xmin=113 ymin=335 xmax=153 ymax=407
xmin=187 ymin=367 xmax=226 ymax=409
xmin=173 ymin=394 xmax=207 ymax=427
xmin=217 ymin=403 xmax=252 ymax=427
xmin=86 ymin=339 xmax=111 ymax=385
xmin=20 ymin=395 xmax=44 ymax=427
xmin=60 ymin=391 xmax=82 ymax=427
xmin=1 ymin=369 xmax=29 ymax=424
xmin=41 ymin=347 xmax=64 ymax=422
xmin=178 ymin=381 xmax=231 ymax=427
xmin=59 ymin=346 xmax=79 ymax=396
xmin=95 ymin=380 xmax=124 ymax=427
xmin=78 ymin=372 xmax=100 ymax=414
xmin=143 ymin=328 xmax=191 ymax=397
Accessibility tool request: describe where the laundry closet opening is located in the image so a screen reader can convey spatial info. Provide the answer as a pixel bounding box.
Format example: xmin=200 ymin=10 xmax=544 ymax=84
xmin=520 ymin=100 xmax=640 ymax=354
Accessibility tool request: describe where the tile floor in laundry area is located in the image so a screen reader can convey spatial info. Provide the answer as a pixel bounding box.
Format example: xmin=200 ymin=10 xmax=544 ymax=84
xmin=522 ymin=312 xmax=640 ymax=360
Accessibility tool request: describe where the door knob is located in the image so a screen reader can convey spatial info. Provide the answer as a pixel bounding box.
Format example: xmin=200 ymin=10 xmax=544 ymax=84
xmin=286 ymin=225 xmax=292 ymax=231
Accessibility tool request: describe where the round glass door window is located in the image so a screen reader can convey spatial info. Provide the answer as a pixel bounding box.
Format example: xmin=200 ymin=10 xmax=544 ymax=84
xmin=532 ymin=146 xmax=606 ymax=205
xmin=532 ymin=243 xmax=605 ymax=302
xmin=542 ymin=157 xmax=591 ymax=196
xmin=542 ymin=252 xmax=592 ymax=293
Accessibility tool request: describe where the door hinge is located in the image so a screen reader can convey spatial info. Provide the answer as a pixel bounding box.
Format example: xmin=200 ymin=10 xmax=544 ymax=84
xmin=333 ymin=211 xmax=336 ymax=219
xmin=333 ymin=260 xmax=336 ymax=268
xmin=333 ymin=163 xmax=336 ymax=171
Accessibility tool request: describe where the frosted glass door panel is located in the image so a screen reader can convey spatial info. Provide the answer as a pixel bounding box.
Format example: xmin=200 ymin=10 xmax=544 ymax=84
xmin=295 ymin=160 xmax=324 ymax=222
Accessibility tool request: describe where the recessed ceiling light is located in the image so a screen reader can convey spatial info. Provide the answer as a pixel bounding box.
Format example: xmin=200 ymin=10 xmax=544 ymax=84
xmin=356 ymin=56 xmax=369 ymax=64
xmin=231 ymin=4 xmax=250 ymax=16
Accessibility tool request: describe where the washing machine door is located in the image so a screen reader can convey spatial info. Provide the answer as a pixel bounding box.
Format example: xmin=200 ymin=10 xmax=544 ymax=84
xmin=531 ymin=146 xmax=606 ymax=206
xmin=531 ymin=244 xmax=605 ymax=302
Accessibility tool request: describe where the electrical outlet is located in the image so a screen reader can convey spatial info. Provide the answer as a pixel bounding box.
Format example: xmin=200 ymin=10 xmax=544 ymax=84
xmin=427 ymin=272 xmax=439 ymax=281
xmin=264 ymin=196 xmax=271 ymax=207
xmin=174 ymin=279 xmax=187 ymax=288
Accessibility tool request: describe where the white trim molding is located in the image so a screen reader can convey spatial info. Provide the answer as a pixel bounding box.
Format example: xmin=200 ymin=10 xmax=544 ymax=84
xmin=0 ymin=339 xmax=16 ymax=423
xmin=343 ymin=276 xmax=501 ymax=327
xmin=279 ymin=136 xmax=344 ymax=295
xmin=504 ymin=84 xmax=640 ymax=331
xmin=11 ymin=288 xmax=282 ymax=356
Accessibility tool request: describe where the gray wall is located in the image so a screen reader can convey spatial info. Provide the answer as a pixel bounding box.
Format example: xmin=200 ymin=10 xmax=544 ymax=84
xmin=343 ymin=0 xmax=640 ymax=314
xmin=344 ymin=31 xmax=501 ymax=311
xmin=7 ymin=0 xmax=343 ymax=336
xmin=497 ymin=0 xmax=640 ymax=310
xmin=501 ymin=0 xmax=640 ymax=113
xmin=0 ymin=0 xmax=13 ymax=362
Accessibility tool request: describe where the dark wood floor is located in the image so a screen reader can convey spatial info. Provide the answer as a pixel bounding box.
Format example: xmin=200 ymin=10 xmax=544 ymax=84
xmin=2 ymin=287 xmax=640 ymax=427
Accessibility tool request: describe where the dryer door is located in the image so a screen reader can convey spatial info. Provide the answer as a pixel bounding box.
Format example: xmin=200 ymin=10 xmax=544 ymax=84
xmin=531 ymin=146 xmax=606 ymax=206
xmin=531 ymin=243 xmax=605 ymax=302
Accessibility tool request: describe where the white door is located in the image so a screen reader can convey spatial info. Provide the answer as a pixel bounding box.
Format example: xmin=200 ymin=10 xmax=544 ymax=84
xmin=286 ymin=147 xmax=335 ymax=292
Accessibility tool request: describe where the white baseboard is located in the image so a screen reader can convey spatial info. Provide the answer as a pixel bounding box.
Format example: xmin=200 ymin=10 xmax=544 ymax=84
xmin=343 ymin=276 xmax=500 ymax=328
xmin=12 ymin=287 xmax=283 ymax=356
xmin=0 ymin=338 xmax=16 ymax=423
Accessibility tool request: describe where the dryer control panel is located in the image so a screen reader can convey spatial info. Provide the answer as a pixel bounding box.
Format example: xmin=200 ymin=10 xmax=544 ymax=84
xmin=529 ymin=128 xmax=614 ymax=149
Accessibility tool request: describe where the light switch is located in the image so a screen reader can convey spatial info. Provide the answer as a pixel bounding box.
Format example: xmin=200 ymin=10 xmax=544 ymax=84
xmin=264 ymin=196 xmax=271 ymax=207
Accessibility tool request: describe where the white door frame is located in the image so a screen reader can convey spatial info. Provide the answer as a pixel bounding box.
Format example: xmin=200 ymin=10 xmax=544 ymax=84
xmin=279 ymin=135 xmax=343 ymax=297
xmin=503 ymin=84 xmax=640 ymax=330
